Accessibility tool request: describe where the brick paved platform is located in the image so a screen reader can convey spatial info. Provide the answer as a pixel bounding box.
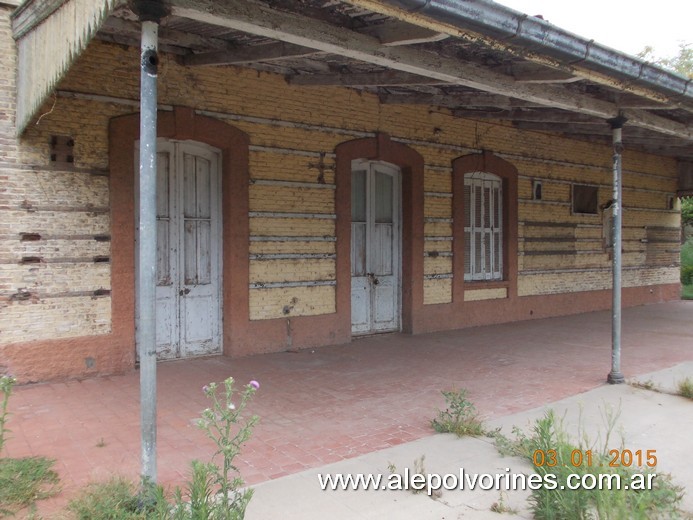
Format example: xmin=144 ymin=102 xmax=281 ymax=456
xmin=5 ymin=301 xmax=692 ymax=516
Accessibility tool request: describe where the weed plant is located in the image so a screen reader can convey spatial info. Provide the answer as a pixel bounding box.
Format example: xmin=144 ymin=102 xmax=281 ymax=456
xmin=68 ymin=377 xmax=259 ymax=520
xmin=677 ymin=377 xmax=693 ymax=400
xmin=493 ymin=408 xmax=684 ymax=519
xmin=431 ymin=389 xmax=485 ymax=437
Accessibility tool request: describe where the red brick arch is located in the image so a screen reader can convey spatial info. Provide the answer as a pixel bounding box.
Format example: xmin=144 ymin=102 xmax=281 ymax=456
xmin=452 ymin=151 xmax=519 ymax=302
xmin=335 ymin=133 xmax=425 ymax=334
xmin=109 ymin=107 xmax=250 ymax=358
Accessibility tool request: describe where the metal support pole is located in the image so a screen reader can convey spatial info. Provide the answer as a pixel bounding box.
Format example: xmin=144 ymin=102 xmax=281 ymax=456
xmin=607 ymin=115 xmax=627 ymax=385
xmin=137 ymin=18 xmax=160 ymax=482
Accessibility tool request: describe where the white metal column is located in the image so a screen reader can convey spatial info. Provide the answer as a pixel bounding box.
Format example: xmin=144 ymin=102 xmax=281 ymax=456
xmin=607 ymin=115 xmax=627 ymax=385
xmin=134 ymin=0 xmax=168 ymax=482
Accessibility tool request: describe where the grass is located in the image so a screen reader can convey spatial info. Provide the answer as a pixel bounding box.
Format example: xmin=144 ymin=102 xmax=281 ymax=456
xmin=630 ymin=379 xmax=657 ymax=391
xmin=493 ymin=408 xmax=685 ymax=520
xmin=387 ymin=455 xmax=432 ymax=496
xmin=0 ymin=456 xmax=60 ymax=516
xmin=677 ymin=377 xmax=693 ymax=400
xmin=67 ymin=478 xmax=146 ymax=519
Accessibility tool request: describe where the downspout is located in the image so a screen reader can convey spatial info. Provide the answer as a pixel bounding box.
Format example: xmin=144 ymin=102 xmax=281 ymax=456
xmin=379 ymin=0 xmax=692 ymax=103
xmin=607 ymin=115 xmax=627 ymax=385
xmin=132 ymin=0 xmax=169 ymax=483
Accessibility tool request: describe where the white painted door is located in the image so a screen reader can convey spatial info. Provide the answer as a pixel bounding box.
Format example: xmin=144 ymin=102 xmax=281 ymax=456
xmin=154 ymin=140 xmax=222 ymax=359
xmin=351 ymin=161 xmax=401 ymax=334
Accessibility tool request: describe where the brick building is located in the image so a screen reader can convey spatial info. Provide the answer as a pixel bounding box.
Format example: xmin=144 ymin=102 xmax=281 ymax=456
xmin=1 ymin=0 xmax=691 ymax=383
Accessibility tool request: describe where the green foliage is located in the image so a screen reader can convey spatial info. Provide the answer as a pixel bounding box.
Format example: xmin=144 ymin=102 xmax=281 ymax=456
xmin=494 ymin=409 xmax=684 ymax=520
xmin=677 ymin=377 xmax=693 ymax=400
xmin=0 ymin=456 xmax=60 ymax=516
xmin=682 ymin=239 xmax=693 ymax=266
xmin=0 ymin=374 xmax=16 ymax=455
xmin=682 ymin=239 xmax=693 ymax=299
xmin=68 ymin=478 xmax=150 ymax=519
xmin=638 ymin=43 xmax=693 ymax=78
xmin=186 ymin=378 xmax=259 ymax=518
xmin=67 ymin=378 xmax=259 ymax=520
xmin=681 ymin=198 xmax=693 ymax=228
xmin=681 ymin=266 xmax=693 ymax=286
xmin=682 ymin=284 xmax=693 ymax=300
xmin=431 ymin=389 xmax=485 ymax=437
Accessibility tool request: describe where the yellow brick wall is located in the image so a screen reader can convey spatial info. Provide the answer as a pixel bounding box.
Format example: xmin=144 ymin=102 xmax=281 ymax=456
xmin=0 ymin=25 xmax=681 ymax=344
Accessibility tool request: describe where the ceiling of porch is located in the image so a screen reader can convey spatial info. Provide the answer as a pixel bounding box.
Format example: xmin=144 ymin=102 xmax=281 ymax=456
xmin=15 ymin=0 xmax=693 ymax=162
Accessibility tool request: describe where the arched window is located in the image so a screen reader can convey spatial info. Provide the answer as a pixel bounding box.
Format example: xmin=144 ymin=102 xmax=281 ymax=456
xmin=464 ymin=172 xmax=502 ymax=281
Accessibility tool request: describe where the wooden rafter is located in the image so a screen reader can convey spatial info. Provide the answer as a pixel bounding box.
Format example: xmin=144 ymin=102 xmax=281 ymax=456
xmin=511 ymin=62 xmax=580 ymax=84
xmin=183 ymin=41 xmax=319 ymax=66
xmin=358 ymin=19 xmax=448 ymax=46
xmin=288 ymin=70 xmax=447 ymax=87
xmin=513 ymin=121 xmax=692 ymax=142
xmin=167 ymin=0 xmax=693 ymax=140
xmin=100 ymin=16 xmax=231 ymax=50
xmin=452 ymin=108 xmax=603 ymax=123
xmin=380 ymin=92 xmax=542 ymax=108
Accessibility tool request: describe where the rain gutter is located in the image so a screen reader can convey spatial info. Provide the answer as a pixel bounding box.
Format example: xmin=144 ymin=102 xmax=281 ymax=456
xmin=381 ymin=0 xmax=692 ymax=104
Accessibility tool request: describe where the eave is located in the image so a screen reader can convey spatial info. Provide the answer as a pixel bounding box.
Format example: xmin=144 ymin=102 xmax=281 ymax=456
xmin=10 ymin=0 xmax=693 ymax=176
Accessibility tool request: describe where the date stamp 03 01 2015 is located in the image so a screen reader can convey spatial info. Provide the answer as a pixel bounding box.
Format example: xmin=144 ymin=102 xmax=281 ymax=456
xmin=532 ymin=448 xmax=658 ymax=469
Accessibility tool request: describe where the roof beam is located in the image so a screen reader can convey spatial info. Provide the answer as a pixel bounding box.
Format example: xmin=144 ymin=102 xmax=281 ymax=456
xmin=167 ymin=0 xmax=693 ymax=140
xmin=96 ymin=32 xmax=188 ymax=55
xmin=183 ymin=41 xmax=319 ymax=66
xmin=512 ymin=121 xmax=685 ymax=141
xmin=614 ymin=94 xmax=673 ymax=110
xmin=100 ymin=16 xmax=231 ymax=51
xmin=452 ymin=108 xmax=603 ymax=123
xmin=380 ymin=92 xmax=543 ymax=108
xmin=513 ymin=122 xmax=611 ymax=135
xmin=511 ymin=62 xmax=580 ymax=84
xmin=288 ymin=71 xmax=447 ymax=87
xmin=359 ymin=19 xmax=449 ymax=46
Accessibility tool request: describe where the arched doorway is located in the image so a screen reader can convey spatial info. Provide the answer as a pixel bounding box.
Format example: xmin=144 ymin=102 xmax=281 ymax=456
xmin=350 ymin=159 xmax=402 ymax=334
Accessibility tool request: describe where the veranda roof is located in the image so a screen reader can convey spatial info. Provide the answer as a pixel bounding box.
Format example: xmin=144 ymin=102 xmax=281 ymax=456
xmin=10 ymin=0 xmax=693 ymax=195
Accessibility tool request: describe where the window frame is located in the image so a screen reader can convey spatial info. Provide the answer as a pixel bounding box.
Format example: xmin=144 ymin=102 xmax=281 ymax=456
xmin=452 ymin=152 xmax=518 ymax=301
xmin=463 ymin=172 xmax=503 ymax=282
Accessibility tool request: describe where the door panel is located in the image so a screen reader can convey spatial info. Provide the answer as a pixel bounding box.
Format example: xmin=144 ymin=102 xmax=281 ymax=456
xmin=371 ymin=223 xmax=393 ymax=275
xmin=350 ymin=161 xmax=400 ymax=334
xmin=373 ymin=278 xmax=396 ymax=327
xmin=350 ymin=277 xmax=371 ymax=333
xmin=179 ymin=147 xmax=220 ymax=357
xmin=151 ymin=140 xmax=222 ymax=359
xmin=155 ymin=145 xmax=178 ymax=359
xmin=351 ymin=168 xmax=370 ymax=333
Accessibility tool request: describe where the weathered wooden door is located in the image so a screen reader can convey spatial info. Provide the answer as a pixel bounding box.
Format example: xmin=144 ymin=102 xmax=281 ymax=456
xmin=350 ymin=161 xmax=401 ymax=334
xmin=153 ymin=140 xmax=222 ymax=359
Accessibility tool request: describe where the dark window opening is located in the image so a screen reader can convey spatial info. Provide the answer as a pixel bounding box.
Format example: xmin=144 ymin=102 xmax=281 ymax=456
xmin=572 ymin=184 xmax=598 ymax=215
xmin=533 ymin=180 xmax=543 ymax=201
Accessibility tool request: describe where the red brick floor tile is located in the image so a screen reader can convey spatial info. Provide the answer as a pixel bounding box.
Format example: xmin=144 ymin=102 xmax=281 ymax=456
xmin=5 ymin=302 xmax=692 ymax=517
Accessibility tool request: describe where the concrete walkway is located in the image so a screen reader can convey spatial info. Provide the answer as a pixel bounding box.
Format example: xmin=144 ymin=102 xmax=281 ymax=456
xmin=247 ymin=362 xmax=693 ymax=519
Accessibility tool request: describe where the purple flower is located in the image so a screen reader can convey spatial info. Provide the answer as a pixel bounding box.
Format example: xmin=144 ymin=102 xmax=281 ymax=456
xmin=249 ymin=380 xmax=260 ymax=390
xmin=202 ymin=385 xmax=210 ymax=393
